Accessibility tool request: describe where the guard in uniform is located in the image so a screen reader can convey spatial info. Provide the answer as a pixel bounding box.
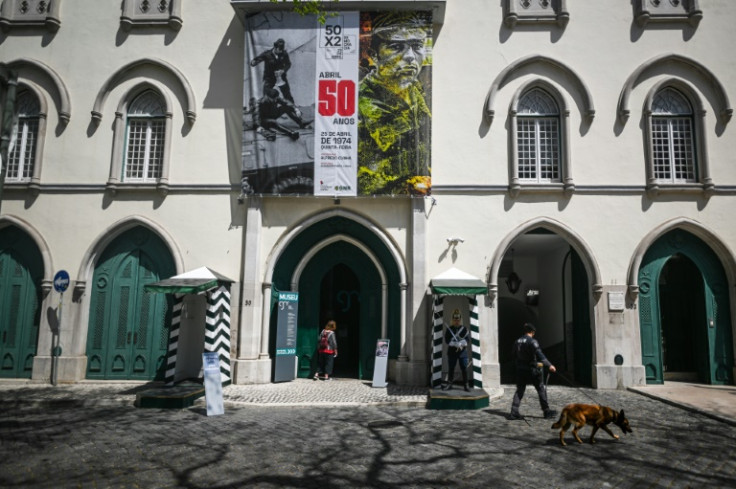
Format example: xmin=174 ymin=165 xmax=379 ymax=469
xmin=509 ymin=323 xmax=557 ymax=419
xmin=441 ymin=309 xmax=471 ymax=391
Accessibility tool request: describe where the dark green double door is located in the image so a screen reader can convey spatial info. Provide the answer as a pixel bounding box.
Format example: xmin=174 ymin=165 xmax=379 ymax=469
xmin=639 ymin=230 xmax=733 ymax=385
xmin=86 ymin=228 xmax=174 ymax=380
xmin=295 ymin=241 xmax=381 ymax=379
xmin=0 ymin=226 xmax=42 ymax=378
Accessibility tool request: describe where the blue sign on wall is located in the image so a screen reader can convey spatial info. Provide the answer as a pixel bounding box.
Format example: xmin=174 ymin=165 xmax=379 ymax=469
xmin=53 ymin=270 xmax=70 ymax=293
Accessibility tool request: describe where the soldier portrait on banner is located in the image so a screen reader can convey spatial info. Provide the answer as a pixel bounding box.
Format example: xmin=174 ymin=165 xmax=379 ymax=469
xmin=242 ymin=11 xmax=432 ymax=196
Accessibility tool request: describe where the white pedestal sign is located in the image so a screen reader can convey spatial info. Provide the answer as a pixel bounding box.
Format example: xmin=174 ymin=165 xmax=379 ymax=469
xmin=372 ymin=339 xmax=389 ymax=388
xmin=202 ymin=352 xmax=224 ymax=416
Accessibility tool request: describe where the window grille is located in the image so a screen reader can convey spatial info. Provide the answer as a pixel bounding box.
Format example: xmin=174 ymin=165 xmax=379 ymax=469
xmin=517 ymin=89 xmax=560 ymax=183
xmin=124 ymin=90 xmax=165 ymax=182
xmin=6 ymin=91 xmax=40 ymax=182
xmin=651 ymin=88 xmax=695 ymax=183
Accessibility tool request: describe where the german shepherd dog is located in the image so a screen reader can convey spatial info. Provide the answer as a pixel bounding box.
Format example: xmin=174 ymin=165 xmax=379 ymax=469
xmin=551 ymin=403 xmax=632 ymax=446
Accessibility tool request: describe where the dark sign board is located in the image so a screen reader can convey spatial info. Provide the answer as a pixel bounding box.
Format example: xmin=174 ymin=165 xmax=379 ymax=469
xmin=274 ymin=291 xmax=299 ymax=382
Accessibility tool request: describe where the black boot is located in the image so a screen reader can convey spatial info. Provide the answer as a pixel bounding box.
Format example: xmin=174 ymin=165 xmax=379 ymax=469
xmin=462 ymin=370 xmax=470 ymax=391
xmin=441 ymin=378 xmax=453 ymax=391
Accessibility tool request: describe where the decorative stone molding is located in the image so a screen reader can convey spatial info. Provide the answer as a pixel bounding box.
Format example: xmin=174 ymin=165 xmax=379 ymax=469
xmin=503 ymin=0 xmax=569 ymax=28
xmin=120 ymin=0 xmax=182 ymax=31
xmin=487 ymin=217 xmax=603 ymax=305
xmin=0 ymin=214 xmax=55 ymax=286
xmin=626 ymin=217 xmax=736 ymax=302
xmin=484 ymin=55 xmax=595 ymax=125
xmin=617 ymin=53 xmax=731 ymax=126
xmin=7 ymin=58 xmax=71 ymax=125
xmin=634 ymin=0 xmax=702 ymax=27
xmin=0 ymin=0 xmax=61 ymax=32
xmin=91 ymin=57 xmax=196 ymax=125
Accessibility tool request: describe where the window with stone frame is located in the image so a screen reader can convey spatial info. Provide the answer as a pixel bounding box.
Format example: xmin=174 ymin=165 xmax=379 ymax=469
xmin=650 ymin=87 xmax=696 ymax=184
xmin=516 ymin=88 xmax=561 ymax=183
xmin=634 ymin=0 xmax=702 ymax=28
xmin=6 ymin=90 xmax=40 ymax=183
xmin=120 ymin=0 xmax=182 ymax=31
xmin=503 ymin=0 xmax=569 ymax=28
xmin=0 ymin=0 xmax=62 ymax=32
xmin=124 ymin=90 xmax=166 ymax=183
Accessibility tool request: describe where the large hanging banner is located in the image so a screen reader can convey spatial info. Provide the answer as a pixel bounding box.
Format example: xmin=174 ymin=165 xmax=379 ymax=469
xmin=314 ymin=12 xmax=359 ymax=196
xmin=242 ymin=11 xmax=432 ymax=196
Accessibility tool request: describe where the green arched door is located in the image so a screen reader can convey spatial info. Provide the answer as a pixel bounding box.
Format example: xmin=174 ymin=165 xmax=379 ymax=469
xmin=296 ymin=241 xmax=382 ymax=379
xmin=639 ymin=229 xmax=733 ymax=385
xmin=0 ymin=226 xmax=42 ymax=378
xmin=86 ymin=227 xmax=175 ymax=380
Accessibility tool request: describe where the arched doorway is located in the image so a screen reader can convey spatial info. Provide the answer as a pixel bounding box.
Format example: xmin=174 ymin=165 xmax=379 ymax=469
xmin=498 ymin=229 xmax=593 ymax=386
xmin=639 ymin=229 xmax=733 ymax=385
xmin=271 ymin=215 xmax=401 ymax=381
xmin=0 ymin=226 xmax=43 ymax=378
xmin=85 ymin=226 xmax=175 ymax=380
xmin=296 ymin=243 xmax=381 ymax=379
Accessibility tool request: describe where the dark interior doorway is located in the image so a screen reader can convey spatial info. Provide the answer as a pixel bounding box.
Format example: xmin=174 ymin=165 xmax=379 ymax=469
xmin=320 ymin=263 xmax=361 ymax=378
xmin=659 ymin=254 xmax=707 ymax=381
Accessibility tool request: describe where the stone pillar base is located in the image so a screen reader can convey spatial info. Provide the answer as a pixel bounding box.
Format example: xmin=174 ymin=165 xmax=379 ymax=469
xmin=481 ymin=362 xmax=501 ymax=389
xmin=32 ymin=355 xmax=87 ymax=383
xmin=594 ymin=365 xmax=646 ymax=389
xmin=232 ymin=358 xmax=273 ymax=384
xmin=394 ymin=359 xmax=428 ymax=386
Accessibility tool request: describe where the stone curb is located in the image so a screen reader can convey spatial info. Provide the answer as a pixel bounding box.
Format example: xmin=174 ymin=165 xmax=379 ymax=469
xmin=627 ymin=386 xmax=736 ymax=427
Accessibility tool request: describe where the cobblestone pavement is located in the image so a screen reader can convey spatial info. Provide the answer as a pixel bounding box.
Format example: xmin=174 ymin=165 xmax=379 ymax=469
xmin=1 ymin=384 xmax=735 ymax=488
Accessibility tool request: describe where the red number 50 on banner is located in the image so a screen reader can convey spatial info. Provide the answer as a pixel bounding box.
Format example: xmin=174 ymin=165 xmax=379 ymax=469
xmin=318 ymin=79 xmax=356 ymax=116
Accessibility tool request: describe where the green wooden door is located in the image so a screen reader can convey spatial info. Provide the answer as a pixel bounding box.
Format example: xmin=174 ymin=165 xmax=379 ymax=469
xmin=0 ymin=226 xmax=42 ymax=378
xmin=86 ymin=228 xmax=174 ymax=380
xmin=295 ymin=241 xmax=381 ymax=379
xmin=639 ymin=230 xmax=733 ymax=385
xmin=571 ymin=249 xmax=593 ymax=386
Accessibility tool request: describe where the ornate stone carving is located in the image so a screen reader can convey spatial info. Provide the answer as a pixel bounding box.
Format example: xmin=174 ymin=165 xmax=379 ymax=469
xmin=0 ymin=0 xmax=61 ymax=32
xmin=121 ymin=0 xmax=182 ymax=31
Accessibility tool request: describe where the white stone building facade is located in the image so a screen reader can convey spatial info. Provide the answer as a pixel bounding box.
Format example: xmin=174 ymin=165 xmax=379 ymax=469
xmin=0 ymin=0 xmax=734 ymax=390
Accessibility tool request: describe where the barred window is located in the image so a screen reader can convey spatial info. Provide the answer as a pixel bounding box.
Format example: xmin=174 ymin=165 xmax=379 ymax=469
xmin=651 ymin=88 xmax=695 ymax=183
xmin=6 ymin=91 xmax=40 ymax=182
xmin=124 ymin=90 xmax=165 ymax=182
xmin=517 ymin=89 xmax=560 ymax=183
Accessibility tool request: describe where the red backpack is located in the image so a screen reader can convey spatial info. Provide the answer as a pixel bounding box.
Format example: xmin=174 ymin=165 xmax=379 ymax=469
xmin=318 ymin=330 xmax=331 ymax=351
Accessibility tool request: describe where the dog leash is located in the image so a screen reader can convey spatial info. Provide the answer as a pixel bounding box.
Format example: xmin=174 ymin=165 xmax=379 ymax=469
xmin=554 ymin=370 xmax=602 ymax=405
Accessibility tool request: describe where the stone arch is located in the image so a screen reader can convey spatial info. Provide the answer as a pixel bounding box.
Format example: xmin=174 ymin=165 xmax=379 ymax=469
xmin=617 ymin=53 xmax=732 ymax=125
xmin=266 ymin=208 xmax=407 ymax=285
xmin=91 ymin=57 xmax=197 ymax=125
xmin=627 ymin=217 xmax=736 ymax=299
xmin=0 ymin=215 xmax=54 ymax=292
xmin=484 ymin=54 xmax=595 ymax=124
xmin=8 ymin=58 xmax=71 ymax=124
xmin=74 ymin=215 xmax=184 ymax=296
xmin=292 ymin=233 xmax=390 ymax=338
xmin=263 ymin=208 xmax=409 ymax=360
xmin=487 ymin=217 xmax=603 ymax=303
